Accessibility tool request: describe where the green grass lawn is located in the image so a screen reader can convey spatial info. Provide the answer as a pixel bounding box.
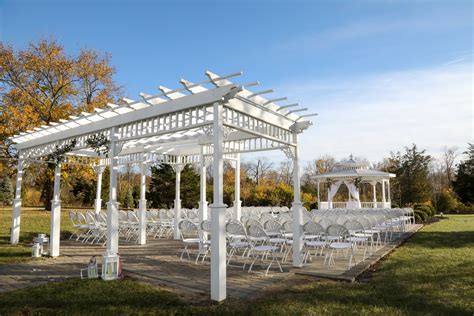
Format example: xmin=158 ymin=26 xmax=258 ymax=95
xmin=0 ymin=211 xmax=473 ymax=315
xmin=0 ymin=207 xmax=74 ymax=265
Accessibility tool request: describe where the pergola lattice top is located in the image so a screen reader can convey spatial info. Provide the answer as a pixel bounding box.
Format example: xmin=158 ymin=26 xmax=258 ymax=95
xmin=9 ymin=71 xmax=315 ymax=164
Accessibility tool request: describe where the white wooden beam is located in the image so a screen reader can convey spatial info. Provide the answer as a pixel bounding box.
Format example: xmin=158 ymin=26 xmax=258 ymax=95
xmin=159 ymin=86 xmax=186 ymax=100
xmin=247 ymin=89 xmax=273 ymax=98
xmin=180 ymin=79 xmax=208 ymax=94
xmin=16 ymin=85 xmax=236 ymax=150
xmin=264 ymin=97 xmax=287 ymax=105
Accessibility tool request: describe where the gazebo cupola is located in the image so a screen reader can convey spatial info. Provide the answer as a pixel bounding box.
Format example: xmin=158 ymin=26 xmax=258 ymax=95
xmin=314 ymin=155 xmax=396 ymax=209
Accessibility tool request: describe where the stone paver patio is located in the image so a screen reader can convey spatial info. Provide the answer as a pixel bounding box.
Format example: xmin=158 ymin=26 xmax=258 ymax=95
xmin=0 ymin=225 xmax=421 ymax=299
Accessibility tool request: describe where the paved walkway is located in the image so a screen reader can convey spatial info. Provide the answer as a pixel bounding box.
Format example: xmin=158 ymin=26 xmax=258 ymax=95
xmin=0 ymin=224 xmax=422 ymax=299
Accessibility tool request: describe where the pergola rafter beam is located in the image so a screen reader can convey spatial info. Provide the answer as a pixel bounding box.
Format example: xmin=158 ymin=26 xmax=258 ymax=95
xmin=15 ymin=84 xmax=237 ymax=153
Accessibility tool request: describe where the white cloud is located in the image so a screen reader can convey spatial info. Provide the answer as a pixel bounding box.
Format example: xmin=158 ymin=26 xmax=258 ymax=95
xmin=279 ymin=62 xmax=473 ymax=164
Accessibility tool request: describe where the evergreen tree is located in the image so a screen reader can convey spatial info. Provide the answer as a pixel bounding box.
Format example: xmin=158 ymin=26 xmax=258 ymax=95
xmin=0 ymin=176 xmax=13 ymax=205
xmin=147 ymin=163 xmax=199 ymax=209
xmin=387 ymin=144 xmax=432 ymax=205
xmin=123 ymin=188 xmax=135 ymax=209
xmin=71 ymin=177 xmax=95 ymax=206
xmin=453 ymin=144 xmax=474 ymax=204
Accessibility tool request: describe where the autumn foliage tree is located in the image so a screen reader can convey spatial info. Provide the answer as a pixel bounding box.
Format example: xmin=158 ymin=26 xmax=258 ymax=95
xmin=0 ymin=39 xmax=120 ymax=210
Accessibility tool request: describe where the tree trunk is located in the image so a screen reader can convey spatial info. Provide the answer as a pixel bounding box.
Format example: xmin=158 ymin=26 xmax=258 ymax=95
xmin=41 ymin=165 xmax=55 ymax=211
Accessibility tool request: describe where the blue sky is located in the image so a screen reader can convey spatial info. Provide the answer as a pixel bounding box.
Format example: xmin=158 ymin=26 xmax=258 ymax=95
xmin=1 ymin=0 xmax=473 ymax=163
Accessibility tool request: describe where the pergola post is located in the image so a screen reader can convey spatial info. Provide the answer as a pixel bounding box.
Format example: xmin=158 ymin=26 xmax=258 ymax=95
xmin=198 ymin=149 xmax=208 ymax=223
xmin=50 ymin=163 xmax=62 ymax=257
xmin=10 ymin=156 xmax=24 ymax=244
xmin=93 ymin=164 xmax=105 ymax=216
xmin=291 ymin=133 xmax=303 ymax=267
xmin=233 ymin=153 xmax=241 ymax=220
xmin=173 ymin=159 xmax=183 ymax=240
xmin=372 ymin=181 xmax=377 ymax=208
xmin=138 ymin=158 xmax=148 ymax=245
xmin=210 ymin=101 xmax=227 ymax=302
xmin=106 ymin=128 xmax=120 ymax=255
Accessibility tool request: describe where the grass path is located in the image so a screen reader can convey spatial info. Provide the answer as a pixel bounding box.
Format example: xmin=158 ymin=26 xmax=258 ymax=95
xmin=0 ymin=210 xmax=472 ymax=315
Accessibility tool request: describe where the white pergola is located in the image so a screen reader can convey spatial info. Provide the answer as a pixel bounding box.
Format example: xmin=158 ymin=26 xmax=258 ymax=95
xmin=8 ymin=70 xmax=314 ymax=301
xmin=315 ymin=156 xmax=395 ymax=209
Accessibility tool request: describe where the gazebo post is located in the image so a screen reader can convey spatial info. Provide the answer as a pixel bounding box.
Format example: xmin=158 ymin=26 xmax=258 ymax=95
xmin=198 ymin=148 xmax=208 ymax=223
xmin=173 ymin=158 xmax=183 ymax=240
xmin=93 ymin=164 xmax=105 ymax=215
xmin=233 ymin=153 xmax=242 ymax=220
xmin=347 ymin=181 xmax=352 ymax=207
xmin=10 ymin=156 xmax=24 ymax=244
xmin=106 ymin=128 xmax=120 ymax=255
xmin=138 ymin=157 xmax=148 ymax=245
xmin=50 ymin=163 xmax=62 ymax=257
xmin=210 ymin=102 xmax=227 ymax=301
xmin=387 ymin=180 xmax=391 ymax=206
xmin=372 ymin=181 xmax=377 ymax=208
xmin=382 ymin=179 xmax=386 ymax=207
xmin=291 ymin=134 xmax=303 ymax=267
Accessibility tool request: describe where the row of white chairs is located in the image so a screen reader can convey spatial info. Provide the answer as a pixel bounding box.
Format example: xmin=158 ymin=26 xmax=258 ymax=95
xmin=177 ymin=214 xmax=390 ymax=274
xmin=69 ymin=209 xmax=146 ymax=245
xmin=69 ymin=210 xmax=107 ymax=245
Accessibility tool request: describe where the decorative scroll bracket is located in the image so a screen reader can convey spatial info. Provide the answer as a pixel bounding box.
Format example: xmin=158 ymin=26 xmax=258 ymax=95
xmin=171 ymin=163 xmax=186 ymax=173
xmin=281 ymin=146 xmax=296 ymax=160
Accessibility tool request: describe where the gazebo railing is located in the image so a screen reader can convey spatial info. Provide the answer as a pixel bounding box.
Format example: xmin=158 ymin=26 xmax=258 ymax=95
xmin=319 ymin=201 xmax=391 ymax=209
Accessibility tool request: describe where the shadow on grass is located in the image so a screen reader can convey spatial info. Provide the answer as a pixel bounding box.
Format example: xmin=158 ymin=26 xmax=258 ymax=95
xmin=254 ymin=278 xmax=473 ymax=316
xmin=409 ymin=230 xmax=474 ymax=248
xmin=0 ymin=278 xmax=186 ymax=314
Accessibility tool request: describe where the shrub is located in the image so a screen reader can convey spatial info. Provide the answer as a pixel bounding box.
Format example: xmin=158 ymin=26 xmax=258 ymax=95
xmin=414 ymin=204 xmax=434 ymax=217
xmin=414 ymin=209 xmax=429 ymax=223
xmin=455 ymin=203 xmax=474 ymax=214
xmin=435 ymin=191 xmax=459 ymax=213
xmin=414 ymin=212 xmax=423 ymax=223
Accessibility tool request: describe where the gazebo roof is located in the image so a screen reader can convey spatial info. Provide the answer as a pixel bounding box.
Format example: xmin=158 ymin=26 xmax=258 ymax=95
xmin=314 ymin=155 xmax=395 ymax=180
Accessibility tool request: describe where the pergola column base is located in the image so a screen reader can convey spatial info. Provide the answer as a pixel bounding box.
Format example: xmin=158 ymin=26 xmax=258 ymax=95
xmin=292 ymin=201 xmax=304 ymax=268
xmin=50 ymin=199 xmax=61 ymax=257
xmin=10 ymin=198 xmax=22 ymax=245
xmin=174 ymin=199 xmax=182 ymax=240
xmin=138 ymin=199 xmax=147 ymax=245
xmin=106 ymin=200 xmax=120 ymax=255
xmin=198 ymin=201 xmax=208 ymax=220
xmin=198 ymin=201 xmax=209 ymax=250
xmin=210 ymin=203 xmax=227 ymax=302
xmin=94 ymin=198 xmax=102 ymax=215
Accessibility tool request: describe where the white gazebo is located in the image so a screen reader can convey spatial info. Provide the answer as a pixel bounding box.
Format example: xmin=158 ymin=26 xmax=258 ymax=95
xmin=8 ymin=70 xmax=315 ymax=301
xmin=315 ymin=156 xmax=395 ymax=209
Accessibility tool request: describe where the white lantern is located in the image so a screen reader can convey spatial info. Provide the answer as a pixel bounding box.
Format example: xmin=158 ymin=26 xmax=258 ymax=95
xmin=101 ymin=252 xmax=119 ymax=280
xmin=32 ymin=243 xmax=41 ymax=257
